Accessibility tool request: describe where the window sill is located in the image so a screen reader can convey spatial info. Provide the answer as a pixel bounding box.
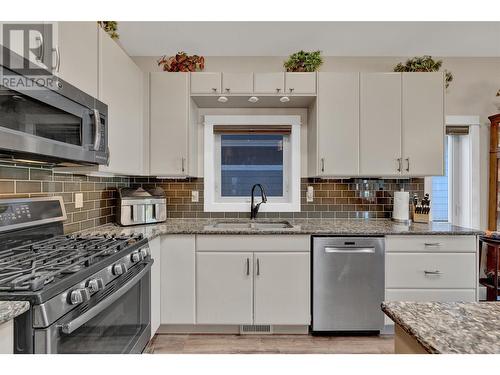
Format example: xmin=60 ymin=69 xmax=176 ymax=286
xmin=203 ymin=201 xmax=300 ymax=213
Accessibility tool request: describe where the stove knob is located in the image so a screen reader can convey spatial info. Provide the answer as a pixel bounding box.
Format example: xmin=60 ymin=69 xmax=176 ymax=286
xmin=69 ymin=288 xmax=90 ymax=305
xmin=112 ymin=263 xmax=127 ymax=276
xmin=131 ymin=251 xmax=142 ymax=263
xmin=86 ymin=278 xmax=105 ymax=293
xmin=140 ymin=248 xmax=149 ymax=259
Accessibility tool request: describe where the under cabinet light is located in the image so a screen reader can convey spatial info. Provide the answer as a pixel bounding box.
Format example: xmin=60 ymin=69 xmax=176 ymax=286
xmin=217 ymin=96 xmax=229 ymax=103
xmin=248 ymin=96 xmax=259 ymax=103
xmin=280 ymin=96 xmax=290 ymax=103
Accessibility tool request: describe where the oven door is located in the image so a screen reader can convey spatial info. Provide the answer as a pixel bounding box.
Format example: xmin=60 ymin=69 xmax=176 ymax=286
xmin=34 ymin=261 xmax=151 ymax=354
xmin=0 ymin=61 xmax=108 ymax=165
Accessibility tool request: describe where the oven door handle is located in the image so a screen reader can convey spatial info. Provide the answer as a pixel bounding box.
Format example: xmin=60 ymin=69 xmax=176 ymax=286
xmin=60 ymin=261 xmax=152 ymax=335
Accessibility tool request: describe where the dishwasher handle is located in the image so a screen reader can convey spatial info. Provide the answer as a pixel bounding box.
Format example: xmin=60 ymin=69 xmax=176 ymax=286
xmin=324 ymin=247 xmax=375 ymax=254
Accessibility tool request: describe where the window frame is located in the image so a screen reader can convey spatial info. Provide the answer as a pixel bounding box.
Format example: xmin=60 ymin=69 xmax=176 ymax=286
xmin=204 ymin=115 xmax=301 ymax=212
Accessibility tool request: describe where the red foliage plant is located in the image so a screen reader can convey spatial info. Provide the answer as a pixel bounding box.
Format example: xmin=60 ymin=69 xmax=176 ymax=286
xmin=157 ymin=52 xmax=205 ymax=72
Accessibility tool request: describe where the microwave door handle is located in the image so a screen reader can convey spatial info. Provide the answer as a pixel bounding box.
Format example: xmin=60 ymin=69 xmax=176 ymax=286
xmin=60 ymin=262 xmax=152 ymax=334
xmin=92 ymin=109 xmax=101 ymax=151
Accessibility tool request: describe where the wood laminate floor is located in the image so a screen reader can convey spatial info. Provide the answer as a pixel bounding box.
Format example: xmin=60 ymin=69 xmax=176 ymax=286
xmin=146 ymin=334 xmax=394 ymax=354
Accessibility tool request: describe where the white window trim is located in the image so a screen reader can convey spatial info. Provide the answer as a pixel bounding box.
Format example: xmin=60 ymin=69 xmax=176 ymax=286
xmin=425 ymin=115 xmax=481 ymax=228
xmin=204 ymin=115 xmax=301 ymax=212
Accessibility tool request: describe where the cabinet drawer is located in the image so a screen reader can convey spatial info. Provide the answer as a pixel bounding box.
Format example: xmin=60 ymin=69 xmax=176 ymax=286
xmin=253 ymin=73 xmax=284 ymax=94
xmin=222 ymin=73 xmax=253 ymax=93
xmin=385 ymin=289 xmax=476 ymax=302
xmin=386 ymin=253 xmax=476 ymax=289
xmin=196 ymin=235 xmax=310 ymax=252
xmin=190 ymin=72 xmax=222 ymax=94
xmin=285 ymin=72 xmax=316 ymax=94
xmin=386 ymin=235 xmax=476 ymax=253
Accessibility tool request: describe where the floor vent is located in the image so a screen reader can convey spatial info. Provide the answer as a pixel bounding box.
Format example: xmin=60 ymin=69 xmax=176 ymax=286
xmin=240 ymin=325 xmax=273 ymax=334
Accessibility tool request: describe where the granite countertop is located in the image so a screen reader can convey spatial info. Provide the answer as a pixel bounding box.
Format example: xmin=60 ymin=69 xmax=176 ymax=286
xmin=0 ymin=301 xmax=29 ymax=325
xmin=80 ymin=218 xmax=482 ymax=240
xmin=382 ymin=301 xmax=500 ymax=354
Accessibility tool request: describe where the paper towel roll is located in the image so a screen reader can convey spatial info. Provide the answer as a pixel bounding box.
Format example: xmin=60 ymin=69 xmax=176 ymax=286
xmin=393 ymin=191 xmax=410 ymax=222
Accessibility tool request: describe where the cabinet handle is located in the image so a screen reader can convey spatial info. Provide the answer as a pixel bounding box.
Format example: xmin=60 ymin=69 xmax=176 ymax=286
xmin=256 ymin=258 xmax=260 ymax=276
xmin=225 ymin=88 xmax=230 ymax=93
xmin=181 ymin=157 xmax=185 ymax=173
xmin=289 ymin=88 xmax=294 ymax=94
xmin=424 ymin=270 xmax=442 ymax=275
xmin=321 ymin=158 xmax=325 ymax=173
xmin=211 ymin=88 xmax=218 ymax=93
xmin=405 ymin=158 xmax=410 ymax=172
xmin=424 ymin=242 xmax=441 ymax=247
xmin=246 ymin=258 xmax=250 ymax=276
xmin=55 ymin=47 xmax=61 ymax=72
xmin=396 ymin=158 xmax=402 ymax=172
xmin=36 ymin=34 xmax=44 ymax=62
xmin=276 ymin=88 xmax=281 ymax=94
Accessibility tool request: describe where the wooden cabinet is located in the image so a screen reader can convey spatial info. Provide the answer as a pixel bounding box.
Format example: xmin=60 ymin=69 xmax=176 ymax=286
xmin=196 ymin=252 xmax=254 ymax=324
xmin=285 ymin=72 xmax=316 ymax=94
xmin=149 ymin=236 xmax=161 ymax=337
xmin=360 ymin=73 xmax=402 ymax=176
xmin=55 ymin=22 xmax=99 ymax=97
xmin=313 ymin=72 xmax=359 ymax=176
xmin=161 ymin=235 xmax=196 ymax=325
xmin=98 ymin=28 xmax=144 ymax=175
xmin=190 ymin=72 xmax=222 ymax=94
xmin=222 ymin=73 xmax=254 ymax=94
xmin=150 ymin=72 xmax=192 ymax=176
xmin=402 ymin=72 xmax=444 ymax=176
xmin=254 ymin=252 xmax=310 ymax=325
xmin=253 ymin=73 xmax=285 ymax=94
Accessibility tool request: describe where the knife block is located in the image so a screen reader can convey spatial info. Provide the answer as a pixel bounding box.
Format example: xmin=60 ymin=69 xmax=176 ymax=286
xmin=412 ymin=205 xmax=430 ymax=223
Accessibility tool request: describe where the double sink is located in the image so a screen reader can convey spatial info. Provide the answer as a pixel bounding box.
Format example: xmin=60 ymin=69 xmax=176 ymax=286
xmin=204 ymin=220 xmax=298 ymax=231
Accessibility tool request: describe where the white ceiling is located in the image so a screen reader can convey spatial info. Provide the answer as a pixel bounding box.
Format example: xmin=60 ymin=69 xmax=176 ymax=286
xmin=118 ymin=22 xmax=500 ymax=57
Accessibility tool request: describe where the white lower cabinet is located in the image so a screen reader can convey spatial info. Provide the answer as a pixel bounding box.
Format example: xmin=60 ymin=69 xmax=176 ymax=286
xmin=254 ymin=252 xmax=310 ymax=325
xmin=149 ymin=236 xmax=161 ymax=338
xmin=196 ymin=252 xmax=254 ymax=324
xmin=0 ymin=320 xmax=13 ymax=354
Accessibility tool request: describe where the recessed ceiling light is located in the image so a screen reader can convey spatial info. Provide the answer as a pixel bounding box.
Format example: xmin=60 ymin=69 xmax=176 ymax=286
xmin=280 ymin=96 xmax=290 ymax=103
xmin=217 ymin=96 xmax=228 ymax=103
xmin=248 ymin=96 xmax=259 ymax=103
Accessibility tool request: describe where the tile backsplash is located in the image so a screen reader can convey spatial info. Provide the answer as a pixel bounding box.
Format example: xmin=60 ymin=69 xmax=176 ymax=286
xmin=132 ymin=177 xmax=424 ymax=219
xmin=0 ymin=164 xmax=129 ymax=234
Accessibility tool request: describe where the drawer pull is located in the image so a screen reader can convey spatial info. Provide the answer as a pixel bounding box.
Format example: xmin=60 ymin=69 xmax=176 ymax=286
xmin=424 ymin=270 xmax=442 ymax=275
xmin=424 ymin=242 xmax=442 ymax=247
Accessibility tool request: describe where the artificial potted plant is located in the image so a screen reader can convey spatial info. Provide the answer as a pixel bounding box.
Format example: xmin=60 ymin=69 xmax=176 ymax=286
xmin=284 ymin=50 xmax=323 ymax=72
xmin=98 ymin=21 xmax=119 ymax=39
xmin=157 ymin=52 xmax=205 ymax=72
xmin=393 ymin=55 xmax=453 ymax=88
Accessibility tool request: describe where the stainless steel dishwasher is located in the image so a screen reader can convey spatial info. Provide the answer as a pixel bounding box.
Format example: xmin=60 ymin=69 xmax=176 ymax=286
xmin=312 ymin=236 xmax=385 ymax=333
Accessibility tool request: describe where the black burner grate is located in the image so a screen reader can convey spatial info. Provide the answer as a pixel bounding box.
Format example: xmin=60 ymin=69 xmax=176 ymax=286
xmin=0 ymin=233 xmax=144 ymax=291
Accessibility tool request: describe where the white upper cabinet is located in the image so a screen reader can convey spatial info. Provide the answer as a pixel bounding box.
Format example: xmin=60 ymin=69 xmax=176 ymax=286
xmin=55 ymin=22 xmax=99 ymax=98
xmin=285 ymin=72 xmax=316 ymax=94
xmin=315 ymin=72 xmax=359 ymax=176
xmin=190 ymin=72 xmax=222 ymax=94
xmin=402 ymin=72 xmax=445 ymax=176
xmin=221 ymin=72 xmax=254 ymax=94
xmin=253 ymin=72 xmax=285 ymax=94
xmin=99 ymin=28 xmax=144 ymax=175
xmin=150 ymin=72 xmax=190 ymax=177
xmin=360 ymin=73 xmax=402 ymax=176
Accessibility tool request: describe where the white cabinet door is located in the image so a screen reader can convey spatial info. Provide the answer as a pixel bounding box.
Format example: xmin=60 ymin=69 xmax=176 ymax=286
xmin=285 ymin=72 xmax=316 ymax=94
xmin=222 ymin=73 xmax=253 ymax=94
xmin=149 ymin=236 xmax=161 ymax=337
xmin=56 ymin=22 xmax=98 ymax=97
xmin=150 ymin=73 xmax=189 ymax=176
xmin=360 ymin=73 xmax=402 ymax=176
xmin=402 ymin=72 xmax=445 ymax=176
xmin=317 ymin=72 xmax=359 ymax=176
xmin=99 ymin=28 xmax=143 ymax=175
xmin=161 ymin=235 xmax=196 ymax=324
xmin=0 ymin=320 xmax=13 ymax=354
xmin=253 ymin=73 xmax=285 ymax=94
xmin=254 ymin=252 xmax=310 ymax=325
xmin=196 ymin=252 xmax=253 ymax=324
xmin=190 ymin=72 xmax=221 ymax=94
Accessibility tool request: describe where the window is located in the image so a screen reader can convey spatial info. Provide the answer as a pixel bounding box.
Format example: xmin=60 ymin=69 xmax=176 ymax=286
xmin=431 ymin=140 xmax=449 ymax=221
xmin=204 ymin=115 xmax=301 ymax=212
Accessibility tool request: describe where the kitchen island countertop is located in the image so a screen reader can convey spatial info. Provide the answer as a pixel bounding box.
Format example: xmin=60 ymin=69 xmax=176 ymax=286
xmin=80 ymin=218 xmax=482 ymax=240
xmin=0 ymin=301 xmax=29 ymax=325
xmin=382 ymin=301 xmax=500 ymax=354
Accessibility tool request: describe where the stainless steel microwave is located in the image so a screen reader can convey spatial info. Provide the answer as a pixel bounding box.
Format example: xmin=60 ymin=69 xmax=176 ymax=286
xmin=0 ymin=46 xmax=108 ymax=166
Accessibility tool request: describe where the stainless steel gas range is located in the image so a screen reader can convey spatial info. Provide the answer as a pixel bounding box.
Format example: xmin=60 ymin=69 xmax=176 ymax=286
xmin=0 ymin=197 xmax=152 ymax=354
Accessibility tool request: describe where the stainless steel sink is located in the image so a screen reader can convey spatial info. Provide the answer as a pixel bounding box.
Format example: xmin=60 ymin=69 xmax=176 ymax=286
xmin=206 ymin=220 xmax=295 ymax=230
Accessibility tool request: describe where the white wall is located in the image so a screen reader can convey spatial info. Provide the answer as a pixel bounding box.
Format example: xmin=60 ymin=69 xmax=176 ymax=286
xmin=134 ymin=55 xmax=500 ymax=229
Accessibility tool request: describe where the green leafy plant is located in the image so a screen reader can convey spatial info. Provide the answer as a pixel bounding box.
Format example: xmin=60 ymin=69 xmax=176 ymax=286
xmin=98 ymin=21 xmax=119 ymax=40
xmin=394 ymin=55 xmax=453 ymax=88
xmin=284 ymin=50 xmax=323 ymax=72
xmin=157 ymin=52 xmax=205 ymax=72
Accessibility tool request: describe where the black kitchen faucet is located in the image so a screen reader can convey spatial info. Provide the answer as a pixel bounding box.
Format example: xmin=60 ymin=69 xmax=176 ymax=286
xmin=250 ymin=184 xmax=267 ymax=220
